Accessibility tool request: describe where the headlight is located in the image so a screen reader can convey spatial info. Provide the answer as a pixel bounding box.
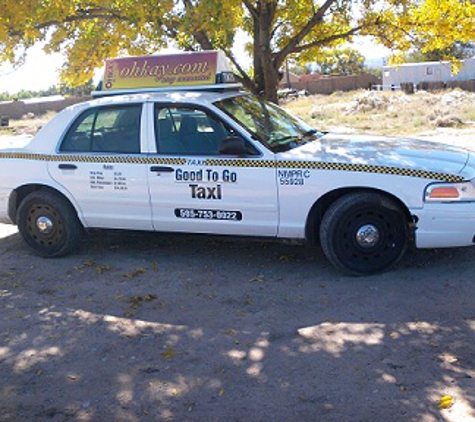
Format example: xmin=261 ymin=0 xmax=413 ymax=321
xmin=425 ymin=181 xmax=475 ymax=202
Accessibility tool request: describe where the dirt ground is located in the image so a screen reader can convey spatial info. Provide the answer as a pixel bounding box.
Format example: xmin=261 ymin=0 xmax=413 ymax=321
xmin=2 ymin=129 xmax=475 ymax=421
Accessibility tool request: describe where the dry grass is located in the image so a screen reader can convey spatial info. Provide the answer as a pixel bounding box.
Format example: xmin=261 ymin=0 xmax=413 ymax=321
xmin=0 ymin=111 xmax=57 ymax=136
xmin=283 ymin=89 xmax=475 ymax=137
xmin=2 ymin=91 xmax=475 ymax=143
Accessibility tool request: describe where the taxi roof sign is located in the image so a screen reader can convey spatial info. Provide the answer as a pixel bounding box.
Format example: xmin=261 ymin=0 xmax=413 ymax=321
xmin=94 ymin=50 xmax=240 ymax=96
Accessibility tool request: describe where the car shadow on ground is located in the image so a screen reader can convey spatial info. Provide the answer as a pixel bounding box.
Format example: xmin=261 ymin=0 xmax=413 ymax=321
xmin=1 ymin=230 xmax=474 ymax=421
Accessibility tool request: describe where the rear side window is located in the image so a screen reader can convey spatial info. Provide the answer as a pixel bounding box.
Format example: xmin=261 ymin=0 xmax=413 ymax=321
xmin=60 ymin=104 xmax=142 ymax=153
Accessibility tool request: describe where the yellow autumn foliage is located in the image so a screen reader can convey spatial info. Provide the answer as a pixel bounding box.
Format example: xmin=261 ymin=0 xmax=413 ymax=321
xmin=0 ymin=0 xmax=473 ymax=94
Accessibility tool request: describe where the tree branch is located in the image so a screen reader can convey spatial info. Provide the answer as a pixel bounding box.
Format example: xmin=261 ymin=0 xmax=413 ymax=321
xmin=274 ymin=0 xmax=338 ymax=66
xmin=292 ymin=25 xmax=363 ymax=54
xmin=181 ymin=0 xmax=214 ymax=50
xmin=242 ymin=0 xmax=259 ymax=20
xmin=270 ymin=19 xmax=284 ymax=39
xmin=223 ymin=50 xmax=255 ymax=91
xmin=8 ymin=7 xmax=131 ymax=38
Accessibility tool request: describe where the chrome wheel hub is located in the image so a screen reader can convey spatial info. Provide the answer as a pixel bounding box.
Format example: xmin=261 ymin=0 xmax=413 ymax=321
xmin=36 ymin=216 xmax=54 ymax=235
xmin=356 ymin=224 xmax=380 ymax=248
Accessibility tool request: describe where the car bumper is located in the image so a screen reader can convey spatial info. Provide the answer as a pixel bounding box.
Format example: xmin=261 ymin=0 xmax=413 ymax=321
xmin=413 ymin=203 xmax=475 ymax=248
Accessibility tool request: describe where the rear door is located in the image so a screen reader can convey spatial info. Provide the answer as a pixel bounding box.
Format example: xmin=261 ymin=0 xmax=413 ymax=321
xmin=49 ymin=103 xmax=153 ymax=230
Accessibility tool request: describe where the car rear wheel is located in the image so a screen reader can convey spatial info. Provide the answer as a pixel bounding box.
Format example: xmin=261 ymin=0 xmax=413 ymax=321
xmin=319 ymin=192 xmax=409 ymax=276
xmin=17 ymin=190 xmax=82 ymax=257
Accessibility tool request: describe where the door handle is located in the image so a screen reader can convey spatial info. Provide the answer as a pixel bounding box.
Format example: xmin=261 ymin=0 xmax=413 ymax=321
xmin=58 ymin=164 xmax=77 ymax=170
xmin=150 ymin=166 xmax=174 ymax=173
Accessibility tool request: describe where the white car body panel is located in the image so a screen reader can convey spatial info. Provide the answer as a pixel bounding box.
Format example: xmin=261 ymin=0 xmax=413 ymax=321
xmin=1 ymin=90 xmax=475 ymax=256
xmin=412 ymin=203 xmax=475 ymax=248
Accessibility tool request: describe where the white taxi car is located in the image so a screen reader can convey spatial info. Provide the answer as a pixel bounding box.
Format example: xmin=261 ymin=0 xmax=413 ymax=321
xmin=1 ymin=66 xmax=475 ymax=275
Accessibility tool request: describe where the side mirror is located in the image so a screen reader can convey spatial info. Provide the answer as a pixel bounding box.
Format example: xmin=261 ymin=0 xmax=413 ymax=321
xmin=219 ymin=136 xmax=247 ymax=155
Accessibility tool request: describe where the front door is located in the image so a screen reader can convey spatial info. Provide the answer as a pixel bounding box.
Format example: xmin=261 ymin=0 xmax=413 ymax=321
xmin=147 ymin=104 xmax=278 ymax=236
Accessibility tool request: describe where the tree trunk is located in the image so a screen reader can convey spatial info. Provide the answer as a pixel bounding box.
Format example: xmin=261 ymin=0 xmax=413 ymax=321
xmin=252 ymin=0 xmax=279 ymax=103
xmin=189 ymin=0 xmax=285 ymax=103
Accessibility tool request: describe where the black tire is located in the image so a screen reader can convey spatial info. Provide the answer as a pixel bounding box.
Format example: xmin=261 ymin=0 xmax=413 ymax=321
xmin=17 ymin=190 xmax=82 ymax=257
xmin=319 ymin=192 xmax=409 ymax=276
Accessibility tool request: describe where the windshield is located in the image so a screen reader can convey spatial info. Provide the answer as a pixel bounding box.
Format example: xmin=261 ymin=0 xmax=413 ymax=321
xmin=214 ymin=94 xmax=321 ymax=152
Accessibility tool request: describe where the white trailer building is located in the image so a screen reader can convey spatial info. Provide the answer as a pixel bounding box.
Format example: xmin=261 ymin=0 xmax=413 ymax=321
xmin=382 ymin=58 xmax=475 ymax=90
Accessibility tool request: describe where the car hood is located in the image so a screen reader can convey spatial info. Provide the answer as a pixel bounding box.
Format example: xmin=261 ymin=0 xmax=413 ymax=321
xmin=278 ymin=134 xmax=474 ymax=181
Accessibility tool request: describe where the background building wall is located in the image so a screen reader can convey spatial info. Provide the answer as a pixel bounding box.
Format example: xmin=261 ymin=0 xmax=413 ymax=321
xmin=0 ymin=97 xmax=89 ymax=120
xmin=294 ymin=73 xmax=380 ymax=94
xmin=383 ymin=59 xmax=475 ymax=91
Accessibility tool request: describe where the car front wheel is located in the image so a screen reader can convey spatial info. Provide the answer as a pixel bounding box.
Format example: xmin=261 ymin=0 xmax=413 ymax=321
xmin=320 ymin=192 xmax=409 ymax=276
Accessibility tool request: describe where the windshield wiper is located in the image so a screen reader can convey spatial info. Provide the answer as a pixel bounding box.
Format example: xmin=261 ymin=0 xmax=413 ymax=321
xmin=270 ymin=135 xmax=300 ymax=144
xmin=269 ymin=130 xmax=320 ymax=152
xmin=303 ymin=129 xmax=325 ymax=139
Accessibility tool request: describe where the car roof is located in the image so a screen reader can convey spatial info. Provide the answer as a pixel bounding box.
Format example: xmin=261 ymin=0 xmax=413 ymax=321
xmin=76 ymin=89 xmax=248 ymax=110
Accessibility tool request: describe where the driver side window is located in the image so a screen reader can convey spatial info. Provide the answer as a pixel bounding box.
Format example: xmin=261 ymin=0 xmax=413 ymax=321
xmin=154 ymin=105 xmax=231 ymax=155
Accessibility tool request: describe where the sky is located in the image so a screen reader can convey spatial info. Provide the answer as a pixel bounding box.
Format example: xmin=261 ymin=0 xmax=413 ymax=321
xmin=0 ymin=43 xmax=64 ymax=94
xmin=0 ymin=37 xmax=390 ymax=95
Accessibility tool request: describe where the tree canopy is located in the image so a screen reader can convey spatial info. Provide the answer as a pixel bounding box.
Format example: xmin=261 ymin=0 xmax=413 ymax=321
xmin=0 ymin=81 xmax=95 ymax=101
xmin=1 ymin=0 xmax=475 ymax=102
xmin=405 ymin=42 xmax=475 ymax=63
xmin=312 ymin=47 xmax=366 ymax=75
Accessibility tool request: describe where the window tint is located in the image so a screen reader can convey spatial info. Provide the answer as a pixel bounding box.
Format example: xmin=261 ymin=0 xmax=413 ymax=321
xmin=154 ymin=105 xmax=231 ymax=155
xmin=60 ymin=105 xmax=142 ymax=153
